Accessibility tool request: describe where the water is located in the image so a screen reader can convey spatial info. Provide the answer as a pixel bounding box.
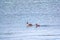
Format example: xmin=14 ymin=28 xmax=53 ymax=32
xmin=0 ymin=0 xmax=60 ymax=40
xmin=0 ymin=25 xmax=60 ymax=40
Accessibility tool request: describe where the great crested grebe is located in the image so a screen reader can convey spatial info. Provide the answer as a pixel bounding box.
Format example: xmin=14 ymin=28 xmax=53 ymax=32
xmin=36 ymin=24 xmax=40 ymax=28
xmin=26 ymin=22 xmax=33 ymax=27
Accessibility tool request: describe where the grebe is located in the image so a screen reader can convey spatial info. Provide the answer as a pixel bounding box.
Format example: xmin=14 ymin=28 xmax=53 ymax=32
xmin=36 ymin=24 xmax=40 ymax=28
xmin=26 ymin=22 xmax=33 ymax=27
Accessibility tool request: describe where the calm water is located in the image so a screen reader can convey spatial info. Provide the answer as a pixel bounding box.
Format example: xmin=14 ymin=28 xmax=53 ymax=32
xmin=0 ymin=0 xmax=60 ymax=40
xmin=0 ymin=25 xmax=60 ymax=40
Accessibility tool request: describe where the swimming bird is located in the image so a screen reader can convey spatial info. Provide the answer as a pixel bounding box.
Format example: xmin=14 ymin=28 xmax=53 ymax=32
xmin=36 ymin=24 xmax=40 ymax=28
xmin=26 ymin=22 xmax=33 ymax=27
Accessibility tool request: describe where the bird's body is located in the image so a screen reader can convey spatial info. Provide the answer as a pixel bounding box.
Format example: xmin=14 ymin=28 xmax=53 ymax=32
xmin=26 ymin=22 xmax=40 ymax=28
xmin=36 ymin=24 xmax=40 ymax=28
xmin=26 ymin=22 xmax=33 ymax=27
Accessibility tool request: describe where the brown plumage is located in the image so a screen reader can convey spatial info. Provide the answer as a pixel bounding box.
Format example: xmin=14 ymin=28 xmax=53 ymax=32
xmin=26 ymin=22 xmax=40 ymax=28
xmin=26 ymin=22 xmax=33 ymax=27
xmin=36 ymin=24 xmax=40 ymax=28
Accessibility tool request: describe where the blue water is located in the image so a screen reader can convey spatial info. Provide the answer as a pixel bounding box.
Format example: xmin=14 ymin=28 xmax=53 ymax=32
xmin=0 ymin=0 xmax=60 ymax=40
xmin=0 ymin=25 xmax=60 ymax=40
